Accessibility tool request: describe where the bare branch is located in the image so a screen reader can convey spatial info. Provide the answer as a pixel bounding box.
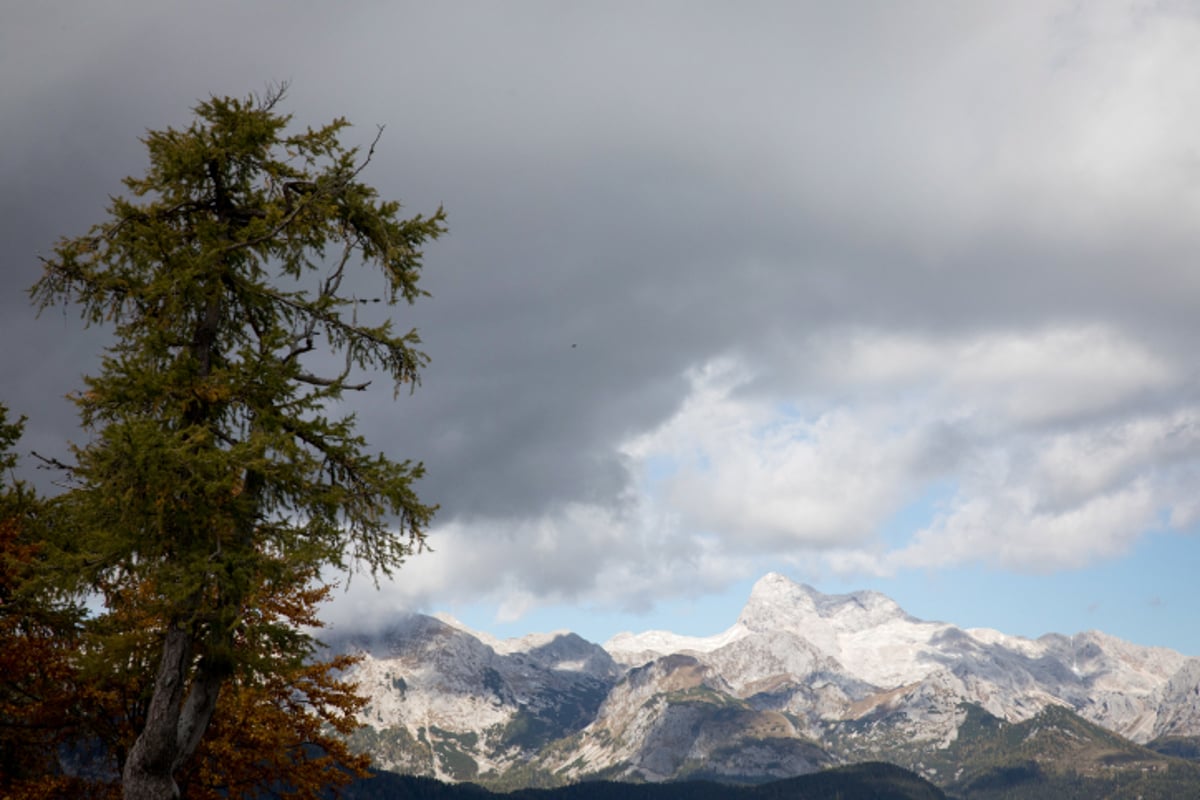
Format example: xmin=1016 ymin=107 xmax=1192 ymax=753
xmin=31 ymin=450 xmax=75 ymax=473
xmin=256 ymin=79 xmax=291 ymax=111
xmin=321 ymin=240 xmax=355 ymax=300
xmin=349 ymin=125 xmax=386 ymax=182
xmin=284 ymin=335 xmax=316 ymax=364
xmin=296 ymin=373 xmax=370 ymax=391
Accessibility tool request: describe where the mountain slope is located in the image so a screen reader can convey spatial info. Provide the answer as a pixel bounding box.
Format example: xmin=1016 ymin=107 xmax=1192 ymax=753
xmin=336 ymin=573 xmax=1200 ymax=789
xmin=338 ymin=614 xmax=617 ymax=780
xmin=606 ymin=573 xmax=1198 ymax=742
xmin=937 ymin=703 xmax=1200 ymax=799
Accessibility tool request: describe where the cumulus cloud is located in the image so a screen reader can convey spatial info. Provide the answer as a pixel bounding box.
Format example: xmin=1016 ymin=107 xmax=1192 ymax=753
xmin=891 ymin=479 xmax=1159 ymax=572
xmin=943 ymin=328 xmax=1176 ymax=426
xmin=322 ymin=498 xmax=752 ymax=631
xmin=794 ymin=325 xmax=1195 ymax=575
xmin=9 ymin=2 xmax=1200 ymax=631
xmin=622 ymin=359 xmax=938 ymax=551
xmin=336 ymin=319 xmax=1198 ymax=623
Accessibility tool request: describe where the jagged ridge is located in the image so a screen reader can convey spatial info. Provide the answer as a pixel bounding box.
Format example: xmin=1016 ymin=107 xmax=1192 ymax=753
xmin=336 ymin=573 xmax=1200 ymax=789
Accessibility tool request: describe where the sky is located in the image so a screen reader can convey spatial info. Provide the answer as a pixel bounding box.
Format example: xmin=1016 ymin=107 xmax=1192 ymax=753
xmin=6 ymin=1 xmax=1200 ymax=654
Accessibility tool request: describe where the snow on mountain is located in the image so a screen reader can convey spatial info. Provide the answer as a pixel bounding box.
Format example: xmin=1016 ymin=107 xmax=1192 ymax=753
xmin=434 ymin=612 xmax=615 ymax=675
xmin=601 ymin=572 xmax=1199 ymax=740
xmin=545 ymin=651 xmax=835 ymax=782
xmin=338 ymin=572 xmax=1200 ymax=783
xmin=338 ymin=613 xmax=618 ymax=777
xmin=604 ymin=623 xmax=750 ymax=666
xmin=610 ymin=573 xmax=963 ymax=687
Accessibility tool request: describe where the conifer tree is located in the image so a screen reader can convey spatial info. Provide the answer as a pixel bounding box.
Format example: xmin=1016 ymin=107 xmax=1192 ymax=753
xmin=31 ymin=85 xmax=445 ymax=800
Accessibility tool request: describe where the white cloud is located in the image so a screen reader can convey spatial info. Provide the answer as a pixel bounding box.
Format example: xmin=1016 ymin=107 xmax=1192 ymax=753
xmin=324 ymin=322 xmax=1195 ymax=628
xmin=808 ymin=325 xmax=1176 ymax=425
xmin=623 ymin=359 xmax=936 ymax=551
xmin=322 ymin=495 xmax=752 ymax=631
xmin=1029 ymin=412 xmax=1200 ymax=512
xmin=945 ymin=327 xmax=1175 ymax=425
xmin=618 ymin=324 xmax=1191 ymax=579
xmin=876 ymin=408 xmax=1200 ymax=574
xmin=889 ymin=479 xmax=1158 ymax=573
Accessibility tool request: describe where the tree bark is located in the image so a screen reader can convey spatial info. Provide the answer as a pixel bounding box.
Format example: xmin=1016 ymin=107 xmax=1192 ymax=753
xmin=120 ymin=626 xmax=223 ymax=800
xmin=121 ymin=626 xmax=190 ymax=799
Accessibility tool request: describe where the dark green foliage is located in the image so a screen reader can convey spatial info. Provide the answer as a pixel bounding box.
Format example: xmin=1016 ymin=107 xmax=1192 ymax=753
xmin=30 ymin=85 xmax=445 ymax=797
xmin=348 ymin=725 xmax=431 ymax=776
xmin=33 ymin=86 xmax=445 ymax=621
xmin=335 ymin=772 xmax=492 ymax=800
xmin=497 ymin=710 xmax=560 ymax=751
xmin=1146 ymin=734 xmax=1200 ymax=761
xmin=930 ymin=704 xmax=1200 ymax=800
xmin=339 ymin=762 xmax=946 ymax=800
xmin=957 ymin=761 xmax=1043 ymax=794
xmin=754 ymin=762 xmax=948 ymax=799
xmin=680 ymin=737 xmax=835 ymax=786
xmin=430 ymin=727 xmax=481 ymax=781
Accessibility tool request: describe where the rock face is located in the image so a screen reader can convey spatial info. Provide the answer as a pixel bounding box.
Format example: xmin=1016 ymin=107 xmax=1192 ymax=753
xmin=338 ymin=573 xmax=1200 ymax=784
xmin=339 ymin=614 xmax=617 ymax=779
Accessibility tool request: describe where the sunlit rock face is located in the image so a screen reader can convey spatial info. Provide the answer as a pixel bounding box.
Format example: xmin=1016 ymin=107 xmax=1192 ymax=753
xmin=337 ymin=573 xmax=1200 ymax=783
xmin=337 ymin=615 xmax=618 ymax=778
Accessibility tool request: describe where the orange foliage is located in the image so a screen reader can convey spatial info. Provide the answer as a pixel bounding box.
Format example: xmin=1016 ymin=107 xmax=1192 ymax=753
xmin=1 ymin=514 xmax=370 ymax=798
xmin=179 ymin=579 xmax=371 ymax=799
xmin=0 ymin=515 xmax=112 ymax=799
xmin=182 ymin=652 xmax=370 ymax=799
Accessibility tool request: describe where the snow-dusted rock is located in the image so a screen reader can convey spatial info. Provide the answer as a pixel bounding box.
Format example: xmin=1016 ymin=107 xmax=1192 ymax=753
xmin=339 ymin=573 xmax=1200 ymax=782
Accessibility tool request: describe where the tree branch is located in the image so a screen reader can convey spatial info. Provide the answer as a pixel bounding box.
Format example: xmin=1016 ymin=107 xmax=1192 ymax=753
xmin=296 ymin=373 xmax=370 ymax=391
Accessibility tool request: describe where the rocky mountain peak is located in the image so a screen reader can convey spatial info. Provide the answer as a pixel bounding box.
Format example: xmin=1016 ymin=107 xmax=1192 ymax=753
xmin=338 ymin=573 xmax=1200 ymax=787
xmin=738 ymin=573 xmax=815 ymax=622
xmin=736 ymin=574 xmax=925 ymax=686
xmin=741 ymin=573 xmax=908 ymax=632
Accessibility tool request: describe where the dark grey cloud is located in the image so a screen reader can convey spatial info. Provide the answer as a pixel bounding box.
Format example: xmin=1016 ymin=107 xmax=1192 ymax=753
xmin=7 ymin=2 xmax=1200 ymax=616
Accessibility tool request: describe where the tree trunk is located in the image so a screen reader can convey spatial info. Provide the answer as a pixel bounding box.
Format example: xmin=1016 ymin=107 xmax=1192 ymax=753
xmin=123 ymin=252 xmax=230 ymax=799
xmin=121 ymin=626 xmax=223 ymax=800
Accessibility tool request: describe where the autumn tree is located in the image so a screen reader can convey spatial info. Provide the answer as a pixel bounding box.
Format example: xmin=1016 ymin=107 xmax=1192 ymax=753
xmin=83 ymin=566 xmax=372 ymax=799
xmin=179 ymin=576 xmax=370 ymax=799
xmin=2 ymin=414 xmax=373 ymax=799
xmin=32 ymin=85 xmax=445 ymax=800
xmin=0 ymin=406 xmax=90 ymax=799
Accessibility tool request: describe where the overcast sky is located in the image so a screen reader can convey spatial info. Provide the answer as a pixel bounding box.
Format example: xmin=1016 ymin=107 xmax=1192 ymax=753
xmin=6 ymin=1 xmax=1200 ymax=653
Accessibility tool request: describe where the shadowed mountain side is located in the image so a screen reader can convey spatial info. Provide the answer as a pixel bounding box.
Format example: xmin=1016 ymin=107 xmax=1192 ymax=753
xmin=336 ymin=615 xmax=618 ymax=779
xmin=339 ymin=762 xmax=947 ymax=800
xmin=336 ymin=576 xmax=1200 ymax=789
xmin=929 ymin=704 xmax=1200 ymax=799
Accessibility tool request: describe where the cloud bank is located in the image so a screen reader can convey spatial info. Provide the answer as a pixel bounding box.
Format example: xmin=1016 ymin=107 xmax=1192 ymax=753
xmin=5 ymin=2 xmax=1200 ymax=631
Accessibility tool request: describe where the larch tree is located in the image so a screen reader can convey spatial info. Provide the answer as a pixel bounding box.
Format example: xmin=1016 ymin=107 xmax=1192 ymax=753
xmin=31 ymin=86 xmax=445 ymax=800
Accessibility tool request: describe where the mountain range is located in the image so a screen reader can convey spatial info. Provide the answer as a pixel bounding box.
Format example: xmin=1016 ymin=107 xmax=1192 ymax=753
xmin=333 ymin=573 xmax=1200 ymax=795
